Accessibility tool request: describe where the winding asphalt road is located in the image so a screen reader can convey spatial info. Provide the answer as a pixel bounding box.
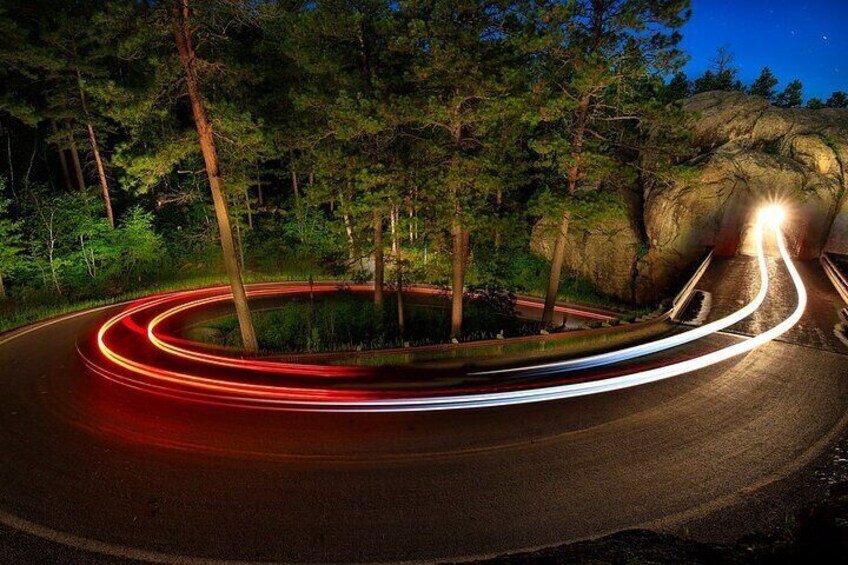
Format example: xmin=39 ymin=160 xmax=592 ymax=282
xmin=0 ymin=252 xmax=846 ymax=563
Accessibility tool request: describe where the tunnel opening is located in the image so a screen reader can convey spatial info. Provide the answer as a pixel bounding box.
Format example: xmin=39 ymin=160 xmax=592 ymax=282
xmin=713 ymin=194 xmax=832 ymax=260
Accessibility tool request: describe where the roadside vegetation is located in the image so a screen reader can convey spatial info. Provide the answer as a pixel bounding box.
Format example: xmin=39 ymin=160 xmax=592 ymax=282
xmin=1 ymin=1 xmax=843 ymax=346
xmin=199 ymin=290 xmax=541 ymax=353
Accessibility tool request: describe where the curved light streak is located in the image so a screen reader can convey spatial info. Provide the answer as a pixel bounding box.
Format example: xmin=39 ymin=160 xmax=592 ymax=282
xmin=471 ymin=218 xmax=769 ymax=376
xmin=144 ymin=286 xmax=615 ymax=373
xmin=84 ymin=220 xmax=804 ymax=412
xmin=304 ymin=222 xmax=804 ymax=411
xmin=96 ymin=284 xmax=614 ymax=379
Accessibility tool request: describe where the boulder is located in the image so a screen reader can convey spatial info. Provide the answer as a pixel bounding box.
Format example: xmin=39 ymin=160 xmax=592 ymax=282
xmin=531 ymin=91 xmax=848 ymax=304
xmin=530 ymin=201 xmax=641 ymax=301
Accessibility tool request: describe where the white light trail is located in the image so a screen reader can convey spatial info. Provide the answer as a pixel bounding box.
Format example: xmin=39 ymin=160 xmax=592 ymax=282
xmin=281 ymin=220 xmax=805 ymax=411
xmin=85 ymin=210 xmax=807 ymax=412
xmin=470 ymin=217 xmax=769 ymax=377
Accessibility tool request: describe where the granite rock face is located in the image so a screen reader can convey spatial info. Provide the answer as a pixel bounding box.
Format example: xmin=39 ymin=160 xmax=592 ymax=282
xmin=532 ymin=91 xmax=848 ymax=303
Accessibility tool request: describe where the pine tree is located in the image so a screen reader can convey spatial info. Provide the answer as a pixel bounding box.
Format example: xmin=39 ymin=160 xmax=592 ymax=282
xmin=826 ymin=91 xmax=848 ymax=108
xmin=663 ymin=72 xmax=691 ymax=103
xmin=392 ymin=0 xmax=526 ymax=338
xmin=806 ymin=98 xmax=825 ymax=110
xmin=530 ymin=0 xmax=690 ymax=325
xmin=692 ymin=47 xmax=741 ymax=93
xmin=775 ymin=80 xmax=803 ymax=108
xmin=748 ymin=67 xmax=778 ymax=101
xmin=168 ymin=0 xmax=259 ymax=352
xmin=691 ymin=70 xmax=717 ymax=94
xmin=281 ymin=0 xmax=405 ymax=307
xmin=0 ymin=1 xmax=120 ymax=225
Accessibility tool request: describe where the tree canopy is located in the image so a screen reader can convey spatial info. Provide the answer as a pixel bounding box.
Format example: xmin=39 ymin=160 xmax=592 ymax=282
xmin=0 ymin=0 xmax=840 ymax=343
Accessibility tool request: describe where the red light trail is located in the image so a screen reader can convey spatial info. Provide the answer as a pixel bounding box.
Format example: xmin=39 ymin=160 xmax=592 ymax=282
xmin=79 ymin=217 xmax=804 ymax=411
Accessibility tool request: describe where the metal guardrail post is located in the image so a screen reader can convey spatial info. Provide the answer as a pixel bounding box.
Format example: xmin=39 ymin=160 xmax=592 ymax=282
xmin=821 ymin=253 xmax=848 ymax=306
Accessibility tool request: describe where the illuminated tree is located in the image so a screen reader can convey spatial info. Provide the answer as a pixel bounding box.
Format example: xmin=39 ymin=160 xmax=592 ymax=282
xmin=0 ymin=193 xmax=22 ymax=298
xmin=530 ymin=0 xmax=690 ymax=325
xmin=168 ymin=0 xmax=259 ymax=351
xmin=392 ymin=0 xmax=526 ymax=338
xmin=0 ymin=0 xmax=122 ymax=225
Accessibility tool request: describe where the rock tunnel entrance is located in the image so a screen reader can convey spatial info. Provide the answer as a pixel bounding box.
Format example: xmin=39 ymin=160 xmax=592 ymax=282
xmin=713 ymin=194 xmax=840 ymax=260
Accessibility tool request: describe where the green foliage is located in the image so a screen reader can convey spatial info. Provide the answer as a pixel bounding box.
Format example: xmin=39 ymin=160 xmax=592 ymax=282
xmin=748 ymin=67 xmax=778 ymax=101
xmin=663 ymin=72 xmax=691 ymax=103
xmin=670 ymin=164 xmax=702 ymax=185
xmin=692 ymin=47 xmax=743 ymax=94
xmin=528 ymin=0 xmax=691 ymax=220
xmin=530 ymin=188 xmax=627 ymax=231
xmin=13 ymin=190 xmax=161 ymax=293
xmin=775 ymin=80 xmax=803 ymax=108
xmin=117 ymin=206 xmax=163 ymax=274
xmin=0 ymin=191 xmax=24 ymax=293
xmin=826 ymin=91 xmax=848 ymax=109
xmin=0 ymin=0 xmax=710 ymax=326
xmin=113 ymin=132 xmax=197 ymax=193
xmin=807 ymin=98 xmax=825 ymax=110
xmin=568 ymin=191 xmax=628 ymax=229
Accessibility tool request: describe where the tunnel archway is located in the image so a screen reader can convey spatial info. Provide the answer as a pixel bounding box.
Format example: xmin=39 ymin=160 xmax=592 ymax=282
xmin=713 ymin=192 xmax=833 ymax=259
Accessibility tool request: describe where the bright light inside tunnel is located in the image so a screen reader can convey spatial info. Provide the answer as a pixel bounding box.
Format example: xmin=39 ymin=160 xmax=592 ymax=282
xmin=759 ymin=204 xmax=786 ymax=227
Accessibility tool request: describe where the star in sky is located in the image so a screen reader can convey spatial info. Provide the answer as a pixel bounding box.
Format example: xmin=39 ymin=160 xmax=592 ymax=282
xmin=681 ymin=0 xmax=847 ymax=100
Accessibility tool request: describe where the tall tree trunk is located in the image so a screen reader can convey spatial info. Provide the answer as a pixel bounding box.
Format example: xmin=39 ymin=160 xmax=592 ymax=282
xmin=542 ymin=95 xmax=590 ymax=326
xmin=494 ymin=187 xmax=502 ymax=250
xmin=449 ymin=120 xmax=469 ymax=339
xmin=340 ymin=190 xmax=355 ymax=262
xmin=289 ymin=158 xmax=305 ymax=243
xmin=256 ymin=166 xmax=264 ymax=206
xmin=373 ymin=209 xmax=384 ymax=306
xmin=244 ymin=187 xmax=253 ymax=229
xmin=390 ymin=206 xmax=398 ymax=255
xmin=76 ymin=68 xmax=114 ymax=228
xmin=234 ymin=208 xmax=246 ymax=271
xmin=290 ymin=170 xmax=299 ymax=201
xmin=50 ymin=121 xmax=73 ymax=192
xmin=0 ymin=271 xmax=5 ymax=299
xmin=541 ymin=212 xmax=570 ymax=326
xmin=450 ymin=216 xmax=465 ymax=339
xmin=66 ymin=120 xmax=86 ymax=192
xmin=394 ymin=218 xmax=405 ymax=338
xmin=86 ymin=125 xmax=113 ymax=226
xmin=171 ymin=0 xmax=258 ymax=352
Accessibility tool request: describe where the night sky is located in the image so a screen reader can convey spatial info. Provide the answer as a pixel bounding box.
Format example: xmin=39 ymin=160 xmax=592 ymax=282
xmin=681 ymin=0 xmax=848 ymax=100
